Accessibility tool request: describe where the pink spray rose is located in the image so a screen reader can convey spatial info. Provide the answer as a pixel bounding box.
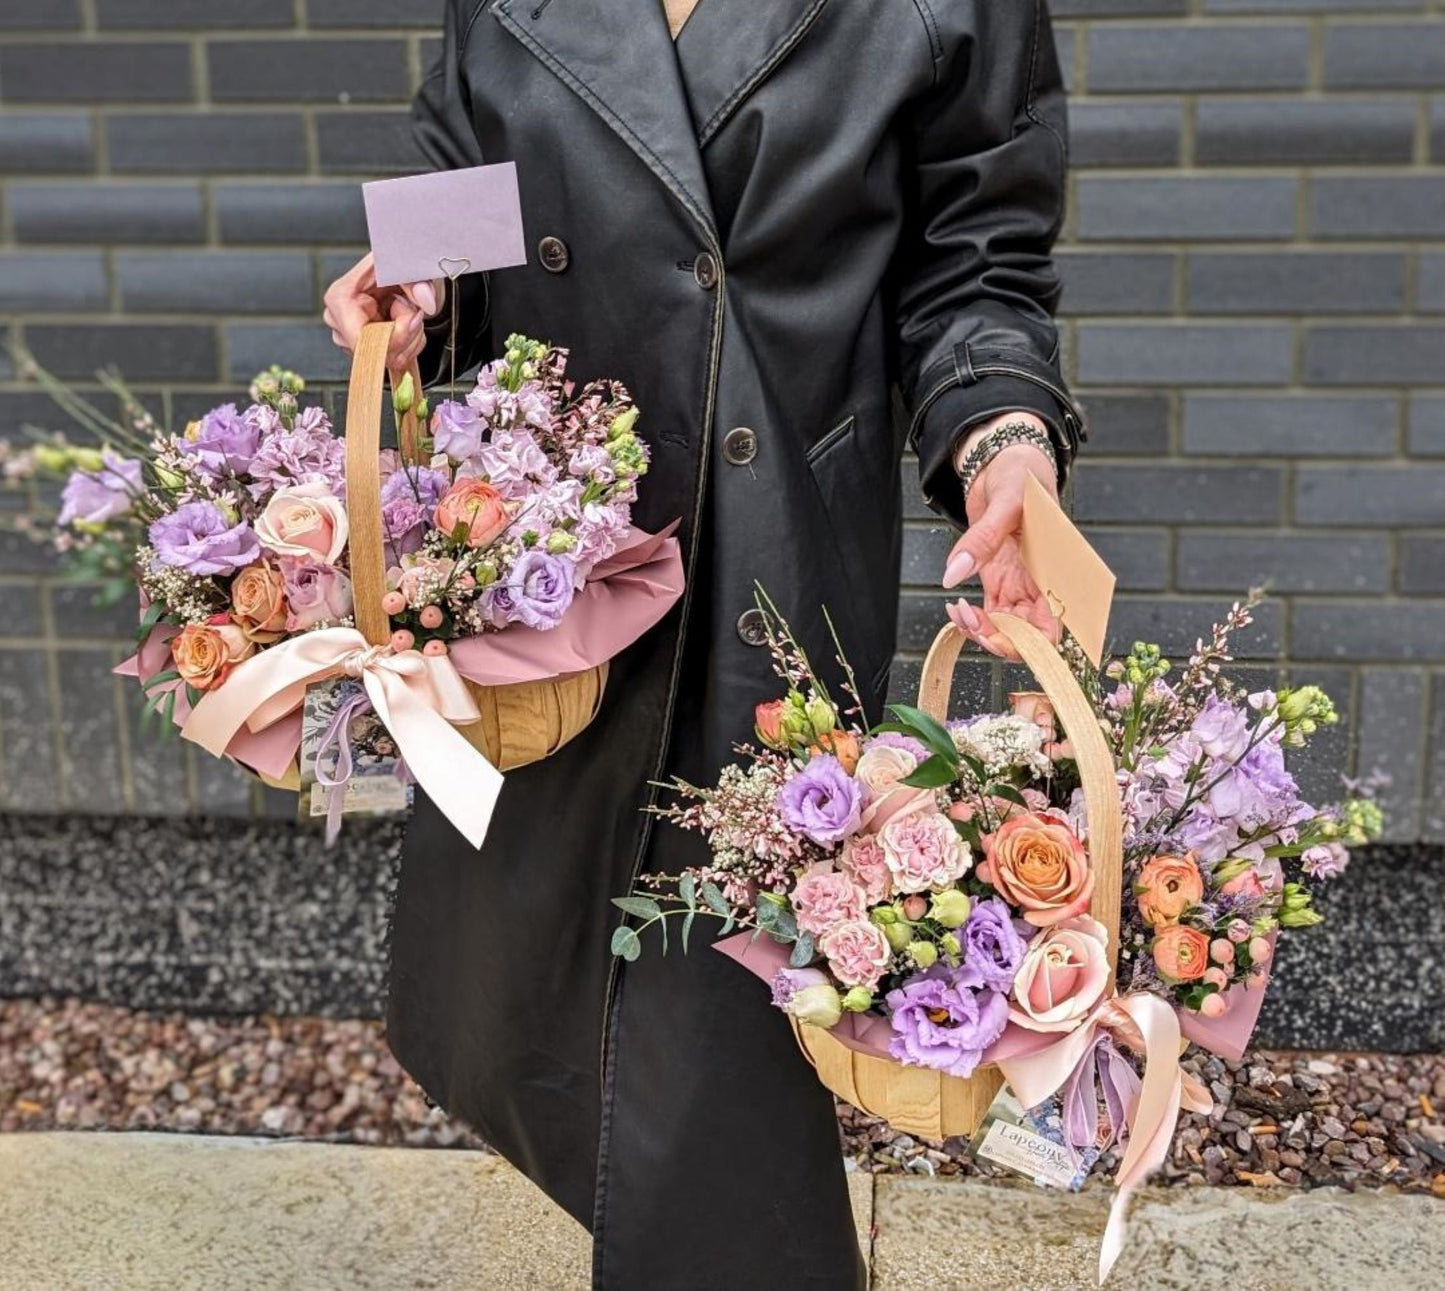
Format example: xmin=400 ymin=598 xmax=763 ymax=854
xmin=1009 ymin=916 xmax=1110 ymax=1033
xmin=837 ymin=833 xmax=894 ymax=903
xmin=819 ymin=919 xmax=891 ymax=991
xmin=255 ymin=482 xmax=348 ymax=564
xmin=791 ymin=864 xmax=868 ymax=939
xmin=879 ymin=810 xmax=972 ymax=894
xmin=281 ymin=557 xmax=353 ymax=630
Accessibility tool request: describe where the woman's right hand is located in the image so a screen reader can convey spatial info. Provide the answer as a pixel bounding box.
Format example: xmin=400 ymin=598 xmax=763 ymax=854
xmin=323 ymin=252 xmax=444 ymax=369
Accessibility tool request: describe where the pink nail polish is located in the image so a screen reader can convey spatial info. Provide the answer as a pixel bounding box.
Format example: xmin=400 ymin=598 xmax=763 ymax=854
xmin=942 ymin=549 xmax=976 ymax=589
xmin=948 ymin=599 xmax=981 ymax=631
xmin=412 ymin=282 xmax=437 ymax=314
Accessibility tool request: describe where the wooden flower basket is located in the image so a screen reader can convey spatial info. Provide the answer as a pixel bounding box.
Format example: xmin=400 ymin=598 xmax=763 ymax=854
xmin=346 ymin=320 xmax=606 ymax=773
xmin=792 ymin=612 xmax=1124 ymax=1139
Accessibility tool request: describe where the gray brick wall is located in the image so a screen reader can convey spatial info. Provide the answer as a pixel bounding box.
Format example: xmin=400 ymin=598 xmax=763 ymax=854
xmin=2 ymin=1 xmax=1444 ymax=842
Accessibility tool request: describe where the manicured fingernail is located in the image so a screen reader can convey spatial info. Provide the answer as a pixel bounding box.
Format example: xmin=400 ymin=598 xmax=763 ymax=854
xmin=947 ymin=599 xmax=981 ymax=632
xmin=942 ymin=550 xmax=976 ymax=589
xmin=412 ymin=282 xmax=437 ymax=314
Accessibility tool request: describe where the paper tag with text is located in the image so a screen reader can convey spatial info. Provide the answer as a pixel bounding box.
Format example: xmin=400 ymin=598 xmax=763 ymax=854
xmin=1018 ymin=472 xmax=1115 ymax=666
xmin=363 ymin=162 xmax=527 ymax=289
xmin=298 ymin=678 xmax=411 ymax=823
xmin=966 ymin=1084 xmax=1100 ymax=1192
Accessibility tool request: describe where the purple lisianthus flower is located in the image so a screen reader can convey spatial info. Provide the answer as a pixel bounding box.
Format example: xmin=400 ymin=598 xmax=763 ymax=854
xmin=249 ymin=411 xmax=346 ymax=498
xmin=379 ymin=465 xmax=450 ymax=556
xmin=776 ymin=754 xmax=862 ymax=846
xmin=488 ymin=549 xmax=576 ymax=630
xmin=57 ymin=450 xmax=142 ymax=526
xmin=432 ymin=399 xmax=484 ymax=461
xmin=886 ymin=965 xmax=1008 ymax=1079
xmin=179 ymin=403 xmax=261 ymax=478
xmin=960 ymin=897 xmax=1031 ymax=992
xmin=148 ymin=500 xmax=260 ymax=575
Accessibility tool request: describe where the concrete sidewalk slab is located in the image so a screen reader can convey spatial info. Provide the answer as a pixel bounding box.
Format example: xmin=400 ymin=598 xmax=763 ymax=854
xmin=872 ymin=1176 xmax=1444 ymax=1291
xmin=0 ymin=1133 xmax=873 ymax=1290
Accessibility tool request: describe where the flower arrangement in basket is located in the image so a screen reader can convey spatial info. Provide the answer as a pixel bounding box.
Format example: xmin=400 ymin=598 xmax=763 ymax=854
xmin=7 ymin=321 xmax=682 ymax=845
xmin=610 ymin=571 xmax=1380 ymax=1279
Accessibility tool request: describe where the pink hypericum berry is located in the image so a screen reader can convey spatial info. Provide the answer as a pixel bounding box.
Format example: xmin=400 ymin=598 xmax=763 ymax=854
xmin=419 ymin=604 xmax=444 ymax=629
xmin=381 ymin=591 xmax=406 ymax=615
xmin=422 ymin=638 xmax=448 ymax=657
xmin=390 ymin=628 xmax=415 ymax=652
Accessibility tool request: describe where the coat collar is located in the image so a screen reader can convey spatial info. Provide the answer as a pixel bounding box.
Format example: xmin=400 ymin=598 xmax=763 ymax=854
xmin=491 ymin=0 xmax=828 ymax=243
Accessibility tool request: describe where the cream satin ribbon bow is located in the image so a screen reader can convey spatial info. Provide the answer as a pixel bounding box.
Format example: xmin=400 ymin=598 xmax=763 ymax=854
xmin=997 ymin=992 xmax=1213 ymax=1285
xmin=182 ymin=626 xmax=504 ymax=849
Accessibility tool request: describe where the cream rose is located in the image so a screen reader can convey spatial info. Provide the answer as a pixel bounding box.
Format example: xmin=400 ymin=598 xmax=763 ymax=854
xmin=255 ymin=482 xmax=348 ymax=564
xmin=856 ymin=743 xmax=934 ymax=832
xmin=1009 ymin=916 xmax=1110 ymax=1033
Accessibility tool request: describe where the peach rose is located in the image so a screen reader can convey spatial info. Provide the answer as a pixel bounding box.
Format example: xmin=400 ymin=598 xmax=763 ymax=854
xmin=171 ymin=615 xmax=254 ymax=692
xmin=229 ymin=560 xmax=288 ymax=642
xmin=754 ymin=699 xmax=788 ymax=749
xmin=1152 ymin=924 xmax=1211 ymax=984
xmin=1009 ymin=916 xmax=1111 ymax=1033
xmin=810 ymin=730 xmax=860 ymax=774
xmin=434 ymin=478 xmax=512 ymax=548
xmin=978 ymin=811 xmax=1094 ymax=928
xmin=1135 ymin=853 xmax=1204 ymax=927
xmin=255 ymin=482 xmax=347 ymax=564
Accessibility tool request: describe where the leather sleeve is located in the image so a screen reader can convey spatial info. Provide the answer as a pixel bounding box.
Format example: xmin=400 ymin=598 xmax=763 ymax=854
xmin=411 ymin=0 xmax=494 ymax=385
xmin=893 ymin=0 xmax=1084 ymax=530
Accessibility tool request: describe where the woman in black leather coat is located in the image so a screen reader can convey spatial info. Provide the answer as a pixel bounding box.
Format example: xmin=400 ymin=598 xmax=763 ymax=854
xmin=324 ymin=1 xmax=1084 ymax=1284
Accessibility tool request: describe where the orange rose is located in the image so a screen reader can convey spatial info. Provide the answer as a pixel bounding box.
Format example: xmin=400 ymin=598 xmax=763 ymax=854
xmin=229 ymin=560 xmax=288 ymax=642
xmin=1152 ymin=923 xmax=1211 ymax=983
xmin=810 ymin=730 xmax=860 ymax=774
xmin=434 ymin=478 xmax=512 ymax=548
xmin=978 ymin=811 xmax=1093 ymax=928
xmin=171 ymin=616 xmax=254 ymax=692
xmin=1136 ymin=853 xmax=1204 ymax=927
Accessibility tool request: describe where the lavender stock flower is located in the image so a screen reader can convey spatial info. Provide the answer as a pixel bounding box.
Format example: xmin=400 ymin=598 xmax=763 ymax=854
xmin=776 ymin=754 xmax=862 ymax=846
xmin=179 ymin=403 xmax=261 ymax=478
xmin=248 ymin=410 xmax=346 ymax=498
xmin=148 ymin=500 xmax=260 ymax=575
xmin=432 ymin=400 xmax=484 ymax=461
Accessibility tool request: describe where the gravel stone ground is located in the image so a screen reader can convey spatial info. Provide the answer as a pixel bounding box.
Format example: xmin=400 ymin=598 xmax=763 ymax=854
xmin=3 ymin=997 xmax=1441 ymax=1199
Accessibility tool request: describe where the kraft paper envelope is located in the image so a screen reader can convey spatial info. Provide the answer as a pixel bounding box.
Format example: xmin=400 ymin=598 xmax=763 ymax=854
xmin=363 ymin=162 xmax=527 ymax=288
xmin=1018 ymin=473 xmax=1115 ymax=666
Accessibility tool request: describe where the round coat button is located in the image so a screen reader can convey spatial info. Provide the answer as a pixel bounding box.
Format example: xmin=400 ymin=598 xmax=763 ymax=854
xmin=538 ymin=236 xmax=569 ymax=273
xmin=722 ymin=426 xmax=757 ymax=466
xmin=736 ymin=608 xmax=768 ymax=647
xmin=693 ymin=251 xmax=719 ymax=290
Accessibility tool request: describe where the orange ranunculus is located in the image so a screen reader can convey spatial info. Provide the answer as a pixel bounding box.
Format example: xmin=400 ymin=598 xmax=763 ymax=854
xmin=978 ymin=811 xmax=1093 ymax=928
xmin=1135 ymin=852 xmax=1205 ymax=928
xmin=1152 ymin=923 xmax=1211 ymax=984
xmin=171 ymin=616 xmax=254 ymax=692
xmin=229 ymin=560 xmax=288 ymax=642
xmin=810 ymin=729 xmax=860 ymax=773
xmin=434 ymin=478 xmax=512 ymax=548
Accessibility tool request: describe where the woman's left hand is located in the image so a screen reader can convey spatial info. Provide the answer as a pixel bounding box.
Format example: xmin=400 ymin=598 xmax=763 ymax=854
xmin=940 ymin=412 xmax=1061 ymax=659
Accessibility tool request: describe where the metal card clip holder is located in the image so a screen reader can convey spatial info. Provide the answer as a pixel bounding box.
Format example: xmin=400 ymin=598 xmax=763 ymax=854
xmin=437 ymin=254 xmax=472 ymax=401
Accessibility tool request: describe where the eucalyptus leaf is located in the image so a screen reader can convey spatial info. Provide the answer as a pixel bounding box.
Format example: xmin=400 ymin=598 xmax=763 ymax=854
xmin=610 ymin=925 xmax=641 ymax=961
xmin=611 ymin=896 xmax=663 ymax=921
xmin=789 ymin=931 xmax=815 ymax=968
xmin=682 ymin=910 xmax=696 ymax=953
xmin=679 ymin=872 xmax=696 ymax=910
xmin=701 ymin=882 xmax=729 ymax=916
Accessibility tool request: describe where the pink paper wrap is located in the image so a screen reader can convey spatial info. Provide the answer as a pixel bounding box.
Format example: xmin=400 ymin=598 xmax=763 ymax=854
xmin=114 ymin=522 xmax=684 ymax=781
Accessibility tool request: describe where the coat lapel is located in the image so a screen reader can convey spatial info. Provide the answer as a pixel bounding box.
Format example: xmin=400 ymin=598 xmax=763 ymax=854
xmin=491 ymin=0 xmax=718 ymax=239
xmin=673 ymin=0 xmax=828 ymax=147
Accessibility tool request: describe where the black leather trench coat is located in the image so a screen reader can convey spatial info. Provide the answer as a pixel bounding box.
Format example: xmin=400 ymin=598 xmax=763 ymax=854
xmin=386 ymin=1 xmax=1081 ymax=1286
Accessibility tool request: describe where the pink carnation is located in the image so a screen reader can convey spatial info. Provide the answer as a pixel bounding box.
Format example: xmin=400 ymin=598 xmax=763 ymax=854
xmin=819 ymin=920 xmax=891 ymax=991
xmin=791 ymin=864 xmax=868 ymax=938
xmin=838 ymin=833 xmax=894 ymax=903
xmin=879 ymin=810 xmax=972 ymax=894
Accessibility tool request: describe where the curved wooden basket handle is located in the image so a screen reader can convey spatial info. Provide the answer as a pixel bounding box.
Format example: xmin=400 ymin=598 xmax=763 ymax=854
xmin=917 ymin=616 xmax=1124 ymax=974
xmin=345 ymin=320 xmax=425 ymax=648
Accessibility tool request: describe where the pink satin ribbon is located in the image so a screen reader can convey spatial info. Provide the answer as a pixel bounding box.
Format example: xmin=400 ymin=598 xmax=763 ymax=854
xmin=996 ymin=993 xmax=1212 ymax=1284
xmin=180 ymin=627 xmax=503 ymax=849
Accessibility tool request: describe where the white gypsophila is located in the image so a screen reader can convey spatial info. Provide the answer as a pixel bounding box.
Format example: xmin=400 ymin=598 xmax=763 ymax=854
xmin=950 ymin=713 xmax=1051 ymax=777
xmin=136 ymin=547 xmax=224 ymax=625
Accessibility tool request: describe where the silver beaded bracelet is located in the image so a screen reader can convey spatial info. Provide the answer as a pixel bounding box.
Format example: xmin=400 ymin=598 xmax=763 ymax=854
xmin=955 ymin=419 xmax=1058 ymax=499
